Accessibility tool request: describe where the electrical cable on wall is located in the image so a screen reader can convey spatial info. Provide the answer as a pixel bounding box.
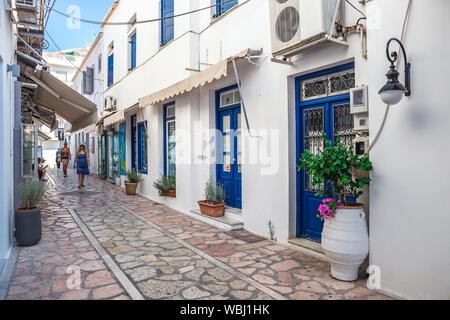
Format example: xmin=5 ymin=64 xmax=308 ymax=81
xmin=366 ymin=0 xmax=412 ymax=153
xmin=46 ymin=0 xmax=238 ymax=26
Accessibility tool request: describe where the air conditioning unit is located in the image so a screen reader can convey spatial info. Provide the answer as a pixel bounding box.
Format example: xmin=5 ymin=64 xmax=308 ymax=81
xmin=16 ymin=0 xmax=38 ymax=24
xmin=104 ymin=96 xmax=117 ymax=112
xmin=269 ymin=0 xmax=340 ymax=57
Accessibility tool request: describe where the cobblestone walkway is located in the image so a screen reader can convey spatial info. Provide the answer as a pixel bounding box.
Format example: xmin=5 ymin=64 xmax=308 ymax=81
xmin=5 ymin=169 xmax=390 ymax=300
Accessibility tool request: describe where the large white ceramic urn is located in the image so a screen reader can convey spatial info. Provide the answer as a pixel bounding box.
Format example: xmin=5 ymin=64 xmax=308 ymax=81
xmin=321 ymin=204 xmax=369 ymax=281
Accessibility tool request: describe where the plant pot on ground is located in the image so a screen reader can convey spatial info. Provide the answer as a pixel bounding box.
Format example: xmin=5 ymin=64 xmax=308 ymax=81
xmin=125 ymin=169 xmax=144 ymax=195
xmin=15 ymin=179 xmax=47 ymax=246
xmin=299 ymin=132 xmax=373 ymax=281
xmin=198 ymin=178 xmax=226 ymax=217
xmin=153 ymin=175 xmax=176 ymax=198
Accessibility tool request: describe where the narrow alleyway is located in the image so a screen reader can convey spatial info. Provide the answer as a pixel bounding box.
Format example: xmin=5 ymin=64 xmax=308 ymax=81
xmin=5 ymin=169 xmax=390 ymax=300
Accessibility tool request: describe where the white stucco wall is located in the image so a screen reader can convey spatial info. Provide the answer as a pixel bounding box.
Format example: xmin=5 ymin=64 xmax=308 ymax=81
xmin=367 ymin=0 xmax=450 ymax=299
xmin=70 ymin=36 xmax=104 ymax=175
xmin=101 ymin=0 xmax=368 ymax=243
xmin=0 ymin=0 xmax=17 ymax=265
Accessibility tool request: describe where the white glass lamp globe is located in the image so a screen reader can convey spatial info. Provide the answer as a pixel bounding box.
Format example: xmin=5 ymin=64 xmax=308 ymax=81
xmin=379 ymin=90 xmax=404 ymax=105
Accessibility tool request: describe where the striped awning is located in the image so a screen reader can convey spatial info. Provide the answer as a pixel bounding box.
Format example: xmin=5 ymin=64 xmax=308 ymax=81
xmin=103 ymin=109 xmax=125 ymax=127
xmin=139 ymin=49 xmax=254 ymax=108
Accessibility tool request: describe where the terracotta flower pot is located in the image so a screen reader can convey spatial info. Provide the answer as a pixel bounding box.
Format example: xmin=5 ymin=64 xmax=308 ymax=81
xmin=15 ymin=207 xmax=42 ymax=246
xmin=198 ymin=201 xmax=225 ymax=217
xmin=125 ymin=182 xmax=138 ymax=195
xmin=165 ymin=189 xmax=176 ymax=198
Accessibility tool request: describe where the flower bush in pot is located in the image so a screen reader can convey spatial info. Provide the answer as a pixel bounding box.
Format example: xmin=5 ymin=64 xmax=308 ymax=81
xmin=15 ymin=179 xmax=47 ymax=246
xmin=125 ymin=169 xmax=144 ymax=195
xmin=153 ymin=175 xmax=176 ymax=197
xmin=298 ymin=133 xmax=373 ymax=281
xmin=198 ymin=178 xmax=226 ymax=217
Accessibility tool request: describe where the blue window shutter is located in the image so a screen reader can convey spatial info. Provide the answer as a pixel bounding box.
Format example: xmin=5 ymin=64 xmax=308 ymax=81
xmin=82 ymin=71 xmax=87 ymax=94
xmin=217 ymin=0 xmax=238 ymax=16
xmin=161 ymin=0 xmax=174 ymax=46
xmin=108 ymin=54 xmax=114 ymax=87
xmin=130 ymin=33 xmax=137 ymax=70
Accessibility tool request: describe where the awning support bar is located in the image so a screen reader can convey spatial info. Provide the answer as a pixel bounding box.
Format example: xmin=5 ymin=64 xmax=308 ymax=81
xmin=231 ymin=56 xmax=260 ymax=139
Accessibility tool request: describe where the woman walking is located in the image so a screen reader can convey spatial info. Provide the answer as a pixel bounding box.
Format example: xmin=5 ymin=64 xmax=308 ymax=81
xmin=73 ymin=144 xmax=90 ymax=188
xmin=60 ymin=142 xmax=71 ymax=177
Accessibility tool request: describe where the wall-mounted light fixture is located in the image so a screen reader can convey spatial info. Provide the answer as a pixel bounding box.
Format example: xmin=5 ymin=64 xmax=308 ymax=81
xmin=378 ymin=38 xmax=411 ymax=105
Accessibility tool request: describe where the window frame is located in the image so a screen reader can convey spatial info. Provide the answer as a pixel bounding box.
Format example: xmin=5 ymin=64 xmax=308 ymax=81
xmin=163 ymin=102 xmax=176 ymax=177
xmin=214 ymin=0 xmax=238 ymax=18
xmin=161 ymin=0 xmax=174 ymax=46
xmin=128 ymin=31 xmax=137 ymax=71
xmin=137 ymin=120 xmax=148 ymax=174
xmin=97 ymin=54 xmax=102 ymax=73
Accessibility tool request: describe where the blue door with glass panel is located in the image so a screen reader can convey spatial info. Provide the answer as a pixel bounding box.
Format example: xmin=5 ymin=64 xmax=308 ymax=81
xmin=161 ymin=0 xmax=174 ymax=46
xmin=131 ymin=115 xmax=137 ymax=169
xmin=296 ymin=64 xmax=356 ymax=242
xmin=217 ymin=107 xmax=242 ymax=209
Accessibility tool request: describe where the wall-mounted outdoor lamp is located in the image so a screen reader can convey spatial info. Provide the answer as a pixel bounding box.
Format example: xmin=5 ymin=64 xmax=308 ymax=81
xmin=378 ymin=38 xmax=411 ymax=105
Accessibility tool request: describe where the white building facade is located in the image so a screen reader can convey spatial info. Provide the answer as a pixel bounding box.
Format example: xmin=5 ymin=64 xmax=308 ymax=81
xmin=70 ymin=33 xmax=104 ymax=175
xmin=75 ymin=0 xmax=450 ymax=299
xmin=0 ymin=0 xmax=18 ymax=270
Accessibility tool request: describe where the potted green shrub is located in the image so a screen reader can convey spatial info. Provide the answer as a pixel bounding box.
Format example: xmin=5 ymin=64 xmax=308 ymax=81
xmin=198 ymin=178 xmax=226 ymax=217
xmin=125 ymin=169 xmax=144 ymax=195
xmin=153 ymin=175 xmax=176 ymax=197
xmin=298 ymin=133 xmax=373 ymax=281
xmin=15 ymin=179 xmax=47 ymax=246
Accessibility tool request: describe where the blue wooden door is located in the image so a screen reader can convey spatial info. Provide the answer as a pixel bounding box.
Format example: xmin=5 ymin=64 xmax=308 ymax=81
xmin=217 ymin=107 xmax=242 ymax=208
xmin=298 ymin=99 xmax=355 ymax=242
xmin=100 ymin=134 xmax=107 ymax=178
xmin=131 ymin=115 xmax=137 ymax=169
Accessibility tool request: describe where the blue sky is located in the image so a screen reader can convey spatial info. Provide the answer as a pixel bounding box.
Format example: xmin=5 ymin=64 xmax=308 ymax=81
xmin=45 ymin=0 xmax=113 ymax=51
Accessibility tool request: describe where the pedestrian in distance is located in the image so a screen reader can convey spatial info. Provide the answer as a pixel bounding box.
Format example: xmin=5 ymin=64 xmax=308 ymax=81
xmin=73 ymin=144 xmax=90 ymax=189
xmin=60 ymin=142 xmax=71 ymax=177
xmin=56 ymin=148 xmax=61 ymax=169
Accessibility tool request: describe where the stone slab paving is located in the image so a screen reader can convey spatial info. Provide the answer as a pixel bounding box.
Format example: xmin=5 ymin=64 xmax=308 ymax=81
xmin=5 ymin=174 xmax=130 ymax=300
xmin=5 ymin=169 xmax=391 ymax=300
xmin=74 ymin=205 xmax=272 ymax=300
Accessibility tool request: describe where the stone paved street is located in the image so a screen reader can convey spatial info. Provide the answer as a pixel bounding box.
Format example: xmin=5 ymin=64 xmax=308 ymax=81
xmin=4 ymin=169 xmax=391 ymax=300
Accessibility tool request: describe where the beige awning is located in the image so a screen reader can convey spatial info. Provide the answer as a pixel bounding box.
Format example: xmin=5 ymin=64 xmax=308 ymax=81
xmin=96 ymin=111 xmax=116 ymax=125
xmin=83 ymin=123 xmax=97 ymax=134
xmin=70 ymin=109 xmax=99 ymax=132
xmin=38 ymin=130 xmax=52 ymax=141
xmin=25 ymin=67 xmax=97 ymax=125
xmin=103 ymin=109 xmax=125 ymax=127
xmin=139 ymin=49 xmax=252 ymax=108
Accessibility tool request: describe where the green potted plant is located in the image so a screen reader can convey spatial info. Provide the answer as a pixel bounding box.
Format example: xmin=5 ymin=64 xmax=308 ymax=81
xmin=125 ymin=169 xmax=144 ymax=195
xmin=298 ymin=133 xmax=373 ymax=281
xmin=15 ymin=179 xmax=47 ymax=246
xmin=198 ymin=178 xmax=226 ymax=217
xmin=153 ymin=175 xmax=176 ymax=197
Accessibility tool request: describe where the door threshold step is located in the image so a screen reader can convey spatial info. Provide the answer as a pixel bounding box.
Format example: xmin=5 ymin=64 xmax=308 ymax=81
xmin=224 ymin=207 xmax=243 ymax=222
xmin=288 ymin=238 xmax=324 ymax=254
xmin=189 ymin=209 xmax=243 ymax=231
